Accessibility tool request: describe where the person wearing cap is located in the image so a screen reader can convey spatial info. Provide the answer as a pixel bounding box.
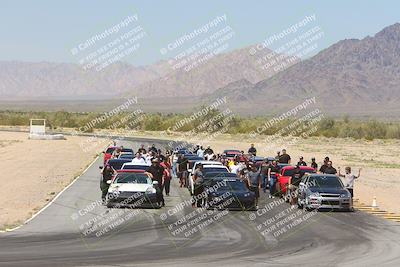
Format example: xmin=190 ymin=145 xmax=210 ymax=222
xmin=248 ymin=144 xmax=257 ymax=156
xmin=147 ymin=158 xmax=165 ymax=205
xmin=297 ymin=156 xmax=307 ymax=166
xmin=311 ymin=157 xmax=318 ymax=171
xmin=319 ymin=157 xmax=330 ymax=173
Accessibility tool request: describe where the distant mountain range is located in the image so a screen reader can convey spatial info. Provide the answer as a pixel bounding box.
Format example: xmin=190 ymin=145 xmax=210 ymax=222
xmin=1 ymin=23 xmax=400 ymax=117
xmin=211 ymin=23 xmax=400 ymax=116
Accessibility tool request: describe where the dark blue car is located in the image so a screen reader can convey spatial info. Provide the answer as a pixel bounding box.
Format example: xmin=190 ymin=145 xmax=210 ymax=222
xmin=205 ymin=178 xmax=256 ymax=211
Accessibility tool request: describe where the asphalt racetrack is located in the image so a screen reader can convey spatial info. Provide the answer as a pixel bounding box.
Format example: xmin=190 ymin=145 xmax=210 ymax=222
xmin=1 ymin=138 xmax=400 ymax=267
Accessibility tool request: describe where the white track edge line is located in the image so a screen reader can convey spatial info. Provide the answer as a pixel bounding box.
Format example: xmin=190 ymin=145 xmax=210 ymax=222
xmin=0 ymin=155 xmax=100 ymax=233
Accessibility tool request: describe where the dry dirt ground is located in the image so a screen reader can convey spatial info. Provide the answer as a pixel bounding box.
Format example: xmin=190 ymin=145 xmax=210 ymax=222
xmin=0 ymin=131 xmax=107 ymax=229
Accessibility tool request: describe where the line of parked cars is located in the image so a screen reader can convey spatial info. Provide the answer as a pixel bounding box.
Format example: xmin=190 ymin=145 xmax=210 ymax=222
xmin=100 ymin=145 xmax=353 ymax=212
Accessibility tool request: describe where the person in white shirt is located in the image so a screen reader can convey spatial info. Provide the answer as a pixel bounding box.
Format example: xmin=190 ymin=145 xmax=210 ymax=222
xmin=230 ymin=161 xmax=240 ymax=175
xmin=338 ymin=166 xmax=361 ymax=198
xmin=197 ymin=146 xmax=205 ymax=158
xmin=131 ymin=152 xmax=146 ymax=164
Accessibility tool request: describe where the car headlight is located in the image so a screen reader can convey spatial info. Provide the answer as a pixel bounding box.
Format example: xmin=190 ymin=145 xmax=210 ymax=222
xmin=244 ymin=193 xmax=250 ymax=197
xmin=109 ymin=185 xmax=119 ymax=192
xmin=340 ymin=193 xmax=349 ymax=198
xmin=146 ymin=187 xmax=156 ymax=194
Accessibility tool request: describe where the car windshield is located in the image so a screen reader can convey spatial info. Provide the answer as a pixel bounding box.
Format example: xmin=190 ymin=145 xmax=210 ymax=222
xmin=203 ymin=168 xmax=228 ymax=174
xmin=204 ymin=172 xmax=237 ymax=178
xmin=106 ymin=147 xmax=116 ymax=154
xmin=308 ymin=176 xmax=343 ymax=188
xmin=108 ymin=160 xmax=130 ymax=170
xmin=283 ymin=169 xmax=313 ymax=176
xmin=115 ymin=173 xmax=149 ymax=184
xmin=123 ymin=165 xmax=149 ymax=171
xmin=211 ymin=180 xmax=248 ymax=192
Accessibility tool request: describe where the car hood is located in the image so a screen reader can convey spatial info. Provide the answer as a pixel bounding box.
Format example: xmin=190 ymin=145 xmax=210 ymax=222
xmin=309 ymin=187 xmax=347 ymax=194
xmin=110 ymin=183 xmax=152 ymax=192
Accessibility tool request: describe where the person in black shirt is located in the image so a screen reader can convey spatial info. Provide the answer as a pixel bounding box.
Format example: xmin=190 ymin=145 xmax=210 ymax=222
xmin=204 ymin=145 xmax=214 ymax=155
xmin=311 ymin=157 xmax=318 ymax=171
xmin=319 ymin=157 xmax=330 ymax=173
xmin=150 ymin=144 xmax=158 ymax=154
xmin=176 ymin=154 xmax=189 ymax=187
xmin=278 ymin=149 xmax=291 ymax=164
xmin=147 ymin=158 xmax=165 ymax=206
xmin=297 ymin=156 xmax=307 ymax=166
xmin=267 ymin=160 xmax=279 ymax=198
xmin=100 ymin=165 xmax=115 ymax=202
xmin=138 ymin=144 xmax=147 ymax=154
xmin=288 ymin=165 xmax=302 ymax=207
xmin=193 ymin=144 xmax=200 ymax=154
xmin=248 ymin=144 xmax=257 ymax=156
xmin=324 ymin=161 xmax=337 ymax=175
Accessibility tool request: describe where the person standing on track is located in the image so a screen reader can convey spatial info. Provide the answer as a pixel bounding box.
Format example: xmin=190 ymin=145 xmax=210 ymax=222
xmin=323 ymin=161 xmax=337 ymax=174
xmin=338 ymin=166 xmax=361 ymax=199
xmin=267 ymin=160 xmax=279 ymax=198
xmin=132 ymin=152 xmax=146 ymax=164
xmin=278 ymin=149 xmax=291 ymax=164
xmin=288 ymin=165 xmax=302 ymax=208
xmin=246 ymin=163 xmax=261 ymax=208
xmin=319 ymin=157 xmax=330 ymax=173
xmin=311 ymin=157 xmax=318 ymax=171
xmin=100 ymin=164 xmax=115 ymax=203
xmin=248 ymin=144 xmax=257 ymax=156
xmin=192 ymin=164 xmax=205 ymax=207
xmin=297 ymin=156 xmax=307 ymax=166
xmin=176 ymin=154 xmax=189 ymax=187
xmin=160 ymin=157 xmax=172 ymax=196
xmin=147 ymin=158 xmax=165 ymax=206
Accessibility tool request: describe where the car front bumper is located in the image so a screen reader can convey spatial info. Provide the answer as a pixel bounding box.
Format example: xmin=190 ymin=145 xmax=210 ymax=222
xmin=306 ymin=197 xmax=352 ymax=210
xmin=107 ymin=191 xmax=159 ymax=208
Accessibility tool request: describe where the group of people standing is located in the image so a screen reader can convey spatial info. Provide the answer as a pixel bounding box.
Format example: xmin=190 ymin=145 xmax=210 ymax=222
xmin=101 ymin=142 xmax=361 ymax=209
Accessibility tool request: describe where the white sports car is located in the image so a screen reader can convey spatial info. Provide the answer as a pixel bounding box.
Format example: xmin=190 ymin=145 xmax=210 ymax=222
xmin=105 ymin=170 xmax=160 ymax=208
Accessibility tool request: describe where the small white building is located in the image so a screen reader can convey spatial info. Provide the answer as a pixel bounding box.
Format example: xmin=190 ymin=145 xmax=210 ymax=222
xmin=29 ymin=119 xmax=65 ymax=140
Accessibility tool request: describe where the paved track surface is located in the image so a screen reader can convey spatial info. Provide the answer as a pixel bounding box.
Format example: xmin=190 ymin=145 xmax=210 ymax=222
xmin=1 ymin=138 xmax=400 ymax=267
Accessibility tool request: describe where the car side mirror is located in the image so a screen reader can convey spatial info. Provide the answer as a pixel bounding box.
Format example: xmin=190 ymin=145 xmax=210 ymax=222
xmin=106 ymin=180 xmax=112 ymax=184
xmin=99 ymin=166 xmax=103 ymax=169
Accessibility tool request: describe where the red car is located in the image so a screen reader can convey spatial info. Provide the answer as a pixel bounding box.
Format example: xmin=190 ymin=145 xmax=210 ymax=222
xmin=222 ymin=149 xmax=242 ymax=160
xmin=103 ymin=146 xmax=118 ymax=165
xmin=276 ymin=166 xmax=315 ymax=200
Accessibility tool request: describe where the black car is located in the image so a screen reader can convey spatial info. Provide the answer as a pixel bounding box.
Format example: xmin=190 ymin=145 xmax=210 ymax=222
xmin=121 ymin=148 xmax=134 ymax=154
xmin=106 ymin=158 xmax=132 ymax=170
xmin=204 ymin=178 xmax=256 ymax=211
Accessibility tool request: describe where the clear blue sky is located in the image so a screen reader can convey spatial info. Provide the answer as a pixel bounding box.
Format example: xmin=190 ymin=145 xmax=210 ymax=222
xmin=0 ymin=0 xmax=399 ymax=66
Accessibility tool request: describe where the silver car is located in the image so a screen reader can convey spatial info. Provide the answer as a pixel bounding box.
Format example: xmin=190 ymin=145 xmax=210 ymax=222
xmin=297 ymin=174 xmax=352 ymax=211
